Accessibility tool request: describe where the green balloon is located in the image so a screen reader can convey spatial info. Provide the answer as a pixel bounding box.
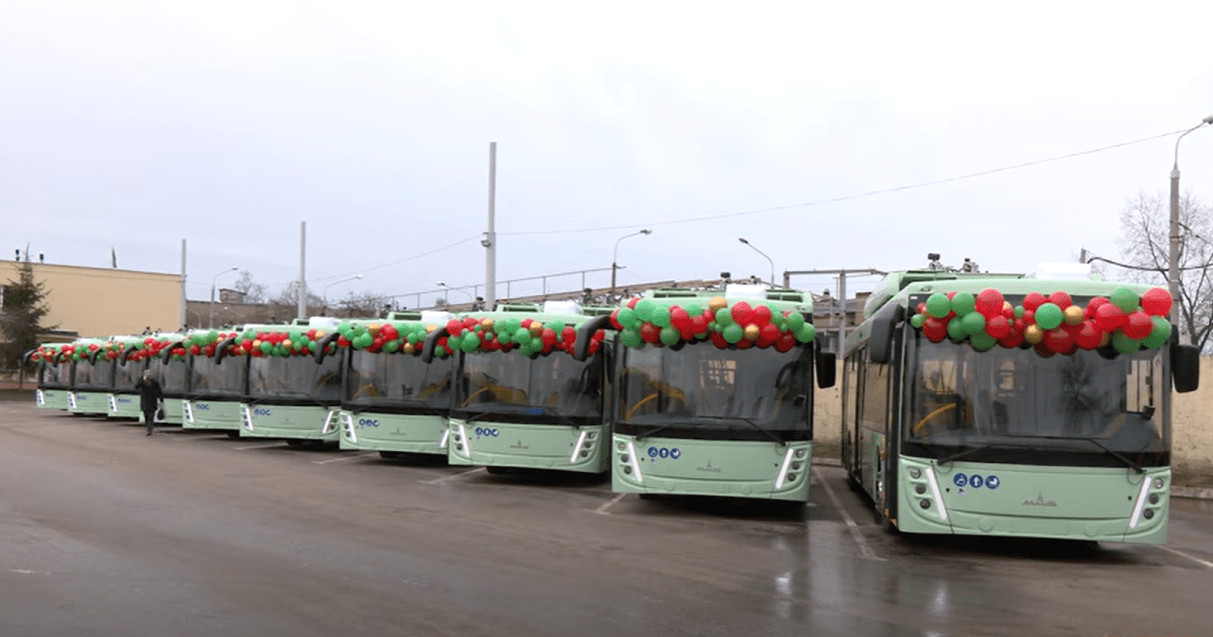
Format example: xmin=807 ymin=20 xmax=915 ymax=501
xmin=951 ymin=292 xmax=976 ymax=317
xmin=715 ymin=307 xmax=733 ymax=325
xmin=947 ymin=317 xmax=966 ymax=341
xmin=356 ymin=333 xmax=373 ymax=348
xmin=925 ymin=293 xmax=951 ymax=319
xmin=970 ymin=333 xmax=997 ymax=351
xmin=1014 ymin=306 xmax=1024 ymax=319
xmin=548 ymin=321 xmax=565 ymax=335
xmin=785 ymin=311 xmax=805 ymax=331
xmin=650 ymin=308 xmax=671 ymax=328
xmin=259 ymin=341 xmax=273 ymax=353
xmin=620 ymin=330 xmax=643 ymax=349
xmin=615 ymin=308 xmax=638 ymax=329
xmin=338 ymin=322 xmax=352 ymax=335
xmin=633 ymin=299 xmax=656 ymax=323
xmin=722 ymin=324 xmax=744 ymax=344
xmin=497 ymin=331 xmax=513 ymax=345
xmin=659 ymin=326 xmax=680 ymax=346
xmin=383 ymin=340 xmax=399 ymax=353
xmin=461 ymin=336 xmax=479 ymax=353
xmin=1141 ymin=317 xmax=1172 ymax=349
xmin=514 ymin=328 xmax=532 ymax=345
xmin=1110 ymin=288 xmax=1139 ymax=313
xmin=1112 ymin=331 xmax=1141 ymax=354
xmin=910 ymin=313 xmax=925 ymax=328
xmin=961 ymin=312 xmax=986 ymax=336
xmin=1035 ymin=303 xmax=1063 ymax=330
xmin=683 ymin=303 xmax=704 ymax=318
xmin=795 ymin=324 xmax=816 ymax=343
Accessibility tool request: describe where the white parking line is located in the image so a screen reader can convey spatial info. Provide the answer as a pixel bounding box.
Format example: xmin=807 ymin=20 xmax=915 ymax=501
xmin=595 ymin=493 xmax=627 ymax=515
xmin=420 ymin=467 xmax=486 ymax=485
xmin=233 ymin=442 xmax=284 ymax=451
xmin=312 ymin=453 xmax=376 ymax=465
xmin=1157 ymin=545 xmax=1213 ymax=568
xmin=813 ymin=466 xmax=885 ymax=561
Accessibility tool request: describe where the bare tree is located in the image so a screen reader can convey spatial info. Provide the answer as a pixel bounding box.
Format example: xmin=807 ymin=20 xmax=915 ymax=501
xmin=334 ymin=290 xmax=390 ymax=318
xmin=232 ymin=270 xmax=267 ymax=304
xmin=1116 ymin=190 xmax=1213 ymax=351
xmin=268 ymin=282 xmax=322 ymax=314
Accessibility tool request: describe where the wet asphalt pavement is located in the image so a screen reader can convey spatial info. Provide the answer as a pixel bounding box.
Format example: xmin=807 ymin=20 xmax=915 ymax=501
xmin=2 ymin=401 xmax=1211 ymax=637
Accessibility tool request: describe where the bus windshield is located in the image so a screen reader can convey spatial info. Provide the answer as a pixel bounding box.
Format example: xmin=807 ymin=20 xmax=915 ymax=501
xmin=160 ymin=359 xmax=189 ymax=395
xmin=905 ymin=332 xmax=1168 ymax=466
xmin=248 ymin=355 xmax=342 ymax=404
xmin=41 ymin=362 xmax=69 ymax=388
xmin=113 ymin=361 xmax=143 ymax=392
xmin=73 ymin=359 xmax=112 ymax=390
xmin=190 ymin=355 xmax=245 ymax=398
xmin=616 ymin=343 xmax=812 ymax=441
xmin=345 ymin=351 xmax=452 ymax=412
xmin=454 ymin=352 xmax=603 ymax=426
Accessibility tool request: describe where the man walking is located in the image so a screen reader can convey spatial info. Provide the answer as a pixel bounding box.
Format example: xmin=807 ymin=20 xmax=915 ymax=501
xmin=135 ymin=370 xmax=163 ymax=436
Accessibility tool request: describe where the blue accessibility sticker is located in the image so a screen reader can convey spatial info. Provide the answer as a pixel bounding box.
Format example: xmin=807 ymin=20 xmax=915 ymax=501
xmin=953 ymin=473 xmax=968 ymax=487
xmin=985 ymin=475 xmax=1000 ymax=490
xmin=670 ymin=448 xmax=681 ymax=459
xmin=970 ymin=475 xmax=985 ymax=489
xmin=647 ymin=446 xmax=659 ymax=458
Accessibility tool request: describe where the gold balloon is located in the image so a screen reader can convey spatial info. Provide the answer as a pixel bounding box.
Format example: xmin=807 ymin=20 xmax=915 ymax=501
xmin=425 ymin=324 xmax=437 ymax=333
xmin=708 ymin=296 xmax=727 ymax=313
xmin=530 ymin=322 xmax=544 ymax=336
xmin=1063 ymin=306 xmax=1084 ymax=326
xmin=743 ymin=324 xmax=760 ymax=341
xmin=481 ymin=318 xmax=494 ymax=330
xmin=1024 ymin=325 xmax=1043 ymax=344
xmin=367 ymin=323 xmax=379 ymax=334
xmin=403 ymin=343 xmax=415 ymax=354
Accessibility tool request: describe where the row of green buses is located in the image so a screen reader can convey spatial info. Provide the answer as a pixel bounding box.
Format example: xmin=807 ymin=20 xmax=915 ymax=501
xmin=28 ymin=269 xmax=1199 ymax=544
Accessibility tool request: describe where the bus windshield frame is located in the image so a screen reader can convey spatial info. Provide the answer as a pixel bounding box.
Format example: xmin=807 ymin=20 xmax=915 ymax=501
xmin=189 ymin=354 xmax=246 ymax=400
xmin=40 ymin=361 xmax=69 ymax=389
xmin=113 ymin=359 xmax=143 ymax=393
xmin=343 ymin=350 xmax=452 ymax=415
xmin=451 ymin=351 xmax=604 ymax=427
xmin=248 ymin=355 xmax=343 ymax=406
xmin=614 ymin=342 xmax=814 ymax=442
xmin=901 ymin=323 xmax=1170 ymax=468
xmin=72 ymin=359 xmax=113 ymax=391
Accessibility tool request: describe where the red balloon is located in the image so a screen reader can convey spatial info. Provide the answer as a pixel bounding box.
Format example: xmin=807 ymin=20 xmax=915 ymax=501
xmin=708 ymin=332 xmax=729 ymax=348
xmin=985 ymin=315 xmax=1010 ymax=338
xmin=1002 ymin=304 xmax=1014 ymax=319
xmin=758 ymin=323 xmax=780 ymax=346
xmin=730 ymin=301 xmax=753 ymax=326
xmin=998 ymin=329 xmax=1024 ymax=349
xmin=540 ymin=328 xmax=558 ymax=346
xmin=1074 ymin=321 xmax=1101 ymax=349
xmin=751 ymin=305 xmax=773 ymax=325
xmin=1085 ymin=297 xmax=1109 ymax=319
xmin=669 ymin=307 xmax=692 ymax=330
xmin=922 ymin=317 xmax=947 ymax=343
xmin=445 ymin=319 xmax=462 ymax=336
xmin=916 ymin=302 xmax=926 ymax=315
xmin=561 ymin=326 xmax=576 ymax=344
xmin=775 ymin=334 xmax=796 ymax=353
xmin=1021 ymin=309 xmax=1035 ymax=327
xmin=1094 ymin=304 xmax=1126 ymax=332
xmin=1033 ymin=342 xmax=1055 ymax=358
xmin=975 ymin=289 xmax=1004 ymax=318
xmin=1023 ymin=292 xmax=1047 ymax=311
xmin=1045 ymin=328 xmax=1072 ymax=353
xmin=639 ymin=324 xmax=661 ymax=344
xmin=735 ymin=338 xmax=753 ymax=349
xmin=1047 ymin=291 xmax=1072 ymax=310
xmin=609 ymin=310 xmax=622 ymax=330
xmin=1141 ymin=287 xmax=1172 ymax=317
xmin=1122 ymin=312 xmax=1153 ymax=339
xmin=690 ymin=316 xmax=707 ymax=335
xmin=626 ymin=297 xmax=640 ymax=309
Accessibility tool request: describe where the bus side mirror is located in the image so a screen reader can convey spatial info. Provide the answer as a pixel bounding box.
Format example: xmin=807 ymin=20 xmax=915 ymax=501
xmin=816 ymin=351 xmax=836 ymax=388
xmin=214 ymin=337 xmax=238 ymax=365
xmin=868 ymin=304 xmax=904 ymax=364
xmin=573 ymin=315 xmax=613 ymax=361
xmin=312 ymin=333 xmax=340 ymax=364
xmin=421 ymin=328 xmax=445 ymax=363
xmin=1172 ymin=343 xmax=1200 ymax=393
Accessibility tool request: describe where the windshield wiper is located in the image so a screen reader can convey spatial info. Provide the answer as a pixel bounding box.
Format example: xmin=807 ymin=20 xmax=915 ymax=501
xmin=682 ymin=415 xmax=787 ymax=446
xmin=936 ymin=445 xmax=997 ymax=467
xmin=635 ymin=421 xmax=678 ymax=442
xmin=1033 ymin=434 xmax=1145 ymax=474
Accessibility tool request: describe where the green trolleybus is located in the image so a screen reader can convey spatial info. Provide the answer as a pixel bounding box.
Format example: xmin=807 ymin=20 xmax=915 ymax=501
xmin=67 ymin=338 xmax=112 ymax=416
xmin=29 ymin=343 xmax=71 ymax=411
xmin=103 ymin=336 xmax=148 ymax=420
xmin=319 ymin=314 xmax=455 ymax=458
xmin=424 ymin=301 xmax=609 ymax=474
xmin=237 ymin=320 xmax=344 ymax=444
xmin=580 ymin=284 xmax=834 ymax=502
xmin=165 ymin=330 xmax=248 ymax=434
xmin=844 ymin=268 xmax=1200 ymax=544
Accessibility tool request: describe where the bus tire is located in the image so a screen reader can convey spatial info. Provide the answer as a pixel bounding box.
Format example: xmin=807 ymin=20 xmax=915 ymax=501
xmin=379 ymin=451 xmax=401 ymax=459
xmin=226 ymin=431 xmax=240 ymax=439
xmin=485 ymin=466 xmax=509 ymax=475
xmin=286 ymin=439 xmax=305 ymax=447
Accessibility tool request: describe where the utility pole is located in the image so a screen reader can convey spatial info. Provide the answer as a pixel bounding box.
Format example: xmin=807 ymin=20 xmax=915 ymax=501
xmin=783 ymin=268 xmax=886 ymax=352
xmin=297 ymin=221 xmax=306 ymax=320
xmin=484 ymin=142 xmax=497 ymax=310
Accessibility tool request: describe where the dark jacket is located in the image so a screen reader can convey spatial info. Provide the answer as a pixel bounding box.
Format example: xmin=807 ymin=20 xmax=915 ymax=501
xmin=135 ymin=377 xmax=163 ymax=411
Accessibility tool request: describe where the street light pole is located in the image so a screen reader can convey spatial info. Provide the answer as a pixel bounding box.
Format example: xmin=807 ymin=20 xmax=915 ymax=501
xmin=1169 ymin=113 xmax=1213 ymax=342
xmin=611 ymin=229 xmax=652 ymax=298
xmin=209 ymin=267 xmax=239 ymax=329
xmin=437 ymin=281 xmax=471 ymax=307
xmin=322 ymin=274 xmax=363 ymax=316
xmin=738 ymin=238 xmax=775 ymax=287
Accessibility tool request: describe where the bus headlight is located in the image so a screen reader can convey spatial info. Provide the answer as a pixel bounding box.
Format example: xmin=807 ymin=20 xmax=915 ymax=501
xmin=909 ymin=467 xmax=922 ymax=479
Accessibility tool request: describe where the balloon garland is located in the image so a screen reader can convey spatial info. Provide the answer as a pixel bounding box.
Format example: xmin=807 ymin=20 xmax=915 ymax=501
xmin=908 ymin=286 xmax=1173 ymax=357
xmin=440 ymin=315 xmax=604 ymax=358
xmin=238 ymin=327 xmax=333 ymax=358
xmin=334 ymin=320 xmax=433 ymax=356
xmin=609 ymin=296 xmax=815 ymax=351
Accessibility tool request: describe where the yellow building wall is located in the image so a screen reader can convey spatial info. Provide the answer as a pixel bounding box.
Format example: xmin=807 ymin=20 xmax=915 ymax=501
xmin=4 ymin=262 xmax=180 ymax=339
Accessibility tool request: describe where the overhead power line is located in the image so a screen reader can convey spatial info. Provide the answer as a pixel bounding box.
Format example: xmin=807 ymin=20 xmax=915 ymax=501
xmin=500 ymin=127 xmax=1190 ymax=238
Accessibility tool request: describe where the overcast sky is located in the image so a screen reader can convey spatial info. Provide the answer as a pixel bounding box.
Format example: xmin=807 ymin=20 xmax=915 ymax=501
xmin=3 ymin=1 xmax=1212 ymax=310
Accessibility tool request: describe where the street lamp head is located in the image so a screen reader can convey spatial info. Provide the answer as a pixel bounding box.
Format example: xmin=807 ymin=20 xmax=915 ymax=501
xmin=436 ymin=281 xmax=446 ymax=287
xmin=640 ymin=229 xmax=652 ymax=235
xmin=738 ymin=237 xmax=749 ymax=245
xmin=1204 ymin=113 xmax=1213 ymax=125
